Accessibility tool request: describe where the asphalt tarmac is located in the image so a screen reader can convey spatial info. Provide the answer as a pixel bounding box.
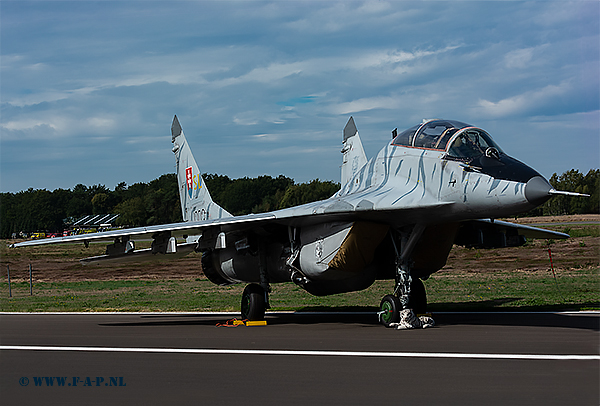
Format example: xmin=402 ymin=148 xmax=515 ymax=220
xmin=1 ymin=312 xmax=598 ymax=405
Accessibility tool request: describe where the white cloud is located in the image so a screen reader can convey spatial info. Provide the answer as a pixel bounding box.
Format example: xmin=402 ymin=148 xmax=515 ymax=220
xmin=504 ymin=48 xmax=534 ymax=69
xmin=332 ymin=96 xmax=401 ymax=115
xmin=476 ymin=82 xmax=572 ymax=118
xmin=535 ymin=1 xmax=593 ymax=27
xmin=351 ymin=46 xmax=461 ymax=70
xmin=233 ymin=112 xmax=261 ymax=126
xmin=220 ymin=61 xmax=305 ymax=86
xmin=86 ymin=116 xmax=116 ymax=130
xmin=1 ymin=113 xmax=120 ymax=141
xmin=2 ymin=119 xmax=56 ymax=132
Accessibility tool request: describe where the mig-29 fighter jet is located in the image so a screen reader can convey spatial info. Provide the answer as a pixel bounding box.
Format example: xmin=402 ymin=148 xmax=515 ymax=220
xmin=13 ymin=116 xmax=585 ymax=327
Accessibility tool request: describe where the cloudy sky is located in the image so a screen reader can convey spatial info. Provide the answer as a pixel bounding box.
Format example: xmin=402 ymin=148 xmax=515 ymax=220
xmin=1 ymin=1 xmax=598 ymax=193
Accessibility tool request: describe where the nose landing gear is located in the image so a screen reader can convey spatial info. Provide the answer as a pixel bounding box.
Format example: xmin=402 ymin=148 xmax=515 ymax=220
xmin=378 ymin=279 xmax=428 ymax=327
xmin=378 ymin=225 xmax=433 ymax=329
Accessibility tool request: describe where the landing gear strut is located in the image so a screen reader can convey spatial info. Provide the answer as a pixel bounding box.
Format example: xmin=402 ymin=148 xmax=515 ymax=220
xmin=379 ymin=225 xmax=430 ymax=328
xmin=240 ymin=239 xmax=271 ymax=321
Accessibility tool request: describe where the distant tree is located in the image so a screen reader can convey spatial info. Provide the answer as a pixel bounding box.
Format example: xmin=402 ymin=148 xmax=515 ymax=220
xmin=91 ymin=193 xmax=110 ymax=214
xmin=114 ymin=197 xmax=147 ymax=227
xmin=278 ymin=179 xmax=340 ymax=209
xmin=145 ymin=174 xmax=181 ymax=224
xmin=547 ymin=169 xmax=598 ymax=215
xmin=203 ymin=173 xmax=232 ymax=199
xmin=525 ymin=169 xmax=599 ymax=216
xmin=67 ymin=184 xmax=92 ymax=217
xmin=205 ymin=174 xmax=294 ymax=215
xmin=584 ymin=169 xmax=600 ymax=214
xmin=0 ymin=192 xmax=16 ymax=238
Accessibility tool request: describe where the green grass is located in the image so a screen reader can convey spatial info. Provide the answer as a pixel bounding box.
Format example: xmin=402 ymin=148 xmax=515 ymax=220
xmin=424 ymin=267 xmax=599 ymax=311
xmin=541 ymin=224 xmax=600 ymax=238
xmin=1 ymin=267 xmax=597 ymax=312
xmin=2 ymin=225 xmax=598 ymax=313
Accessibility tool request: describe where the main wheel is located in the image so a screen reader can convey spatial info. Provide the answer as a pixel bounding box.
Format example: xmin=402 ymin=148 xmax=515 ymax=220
xmin=407 ymin=278 xmax=427 ymax=314
xmin=379 ymin=294 xmax=401 ymax=327
xmin=241 ymin=284 xmax=266 ymax=321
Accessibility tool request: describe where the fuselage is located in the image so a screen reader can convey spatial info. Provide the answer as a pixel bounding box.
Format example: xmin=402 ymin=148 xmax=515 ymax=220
xmin=333 ymin=119 xmax=551 ymax=223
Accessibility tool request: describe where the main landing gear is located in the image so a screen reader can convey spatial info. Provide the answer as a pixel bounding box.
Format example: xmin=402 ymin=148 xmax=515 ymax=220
xmin=240 ymin=239 xmax=271 ymax=321
xmin=241 ymin=283 xmax=268 ymax=321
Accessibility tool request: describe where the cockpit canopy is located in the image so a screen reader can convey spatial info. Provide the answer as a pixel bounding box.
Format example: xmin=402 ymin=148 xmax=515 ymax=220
xmin=392 ymin=119 xmax=504 ymax=161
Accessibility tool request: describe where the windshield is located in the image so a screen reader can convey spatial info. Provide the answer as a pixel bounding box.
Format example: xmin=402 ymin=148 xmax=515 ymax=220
xmin=392 ymin=120 xmax=471 ymax=150
xmin=447 ymin=128 xmax=504 ymax=160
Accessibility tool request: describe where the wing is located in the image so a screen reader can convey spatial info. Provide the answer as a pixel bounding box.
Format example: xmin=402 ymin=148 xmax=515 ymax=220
xmin=11 ymin=196 xmax=453 ymax=248
xmin=10 ymin=213 xmax=275 ymax=247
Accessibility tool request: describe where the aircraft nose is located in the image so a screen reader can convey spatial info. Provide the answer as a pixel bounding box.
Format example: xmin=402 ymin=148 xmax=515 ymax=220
xmin=524 ymin=176 xmax=553 ymax=206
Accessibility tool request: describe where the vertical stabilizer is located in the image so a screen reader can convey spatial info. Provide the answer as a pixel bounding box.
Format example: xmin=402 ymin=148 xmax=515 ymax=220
xmin=171 ymin=116 xmax=232 ymax=222
xmin=340 ymin=117 xmax=368 ymax=187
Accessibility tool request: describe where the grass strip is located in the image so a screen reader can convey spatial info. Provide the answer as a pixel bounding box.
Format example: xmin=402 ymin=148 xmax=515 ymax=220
xmin=1 ymin=267 xmax=597 ymax=313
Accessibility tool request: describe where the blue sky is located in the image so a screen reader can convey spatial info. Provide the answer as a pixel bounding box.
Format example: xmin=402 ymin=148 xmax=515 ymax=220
xmin=1 ymin=1 xmax=598 ymax=193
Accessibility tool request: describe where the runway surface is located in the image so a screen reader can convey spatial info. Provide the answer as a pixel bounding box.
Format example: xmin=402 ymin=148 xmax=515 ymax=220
xmin=1 ymin=311 xmax=598 ymax=405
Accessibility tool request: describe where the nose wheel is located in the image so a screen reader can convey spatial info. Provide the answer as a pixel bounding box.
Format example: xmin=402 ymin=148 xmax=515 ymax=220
xmin=379 ymin=279 xmax=428 ymax=327
xmin=379 ymin=295 xmax=401 ymax=327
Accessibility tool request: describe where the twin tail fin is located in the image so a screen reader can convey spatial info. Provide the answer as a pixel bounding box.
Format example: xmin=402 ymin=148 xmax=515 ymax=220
xmin=340 ymin=117 xmax=368 ymax=187
xmin=171 ymin=115 xmax=232 ymax=222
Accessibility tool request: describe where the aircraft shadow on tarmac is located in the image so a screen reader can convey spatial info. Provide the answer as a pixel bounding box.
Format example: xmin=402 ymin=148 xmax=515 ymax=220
xmin=431 ymin=311 xmax=599 ymax=331
xmin=97 ymin=303 xmax=599 ymax=331
xmin=98 ymin=312 xmax=380 ymax=328
xmin=428 ymin=298 xmax=599 ymax=311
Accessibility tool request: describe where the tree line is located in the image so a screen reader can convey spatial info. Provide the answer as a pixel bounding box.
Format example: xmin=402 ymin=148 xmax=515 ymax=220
xmin=1 ymin=169 xmax=597 ymax=239
xmin=525 ymin=169 xmax=599 ymax=216
xmin=0 ymin=174 xmax=340 ymax=238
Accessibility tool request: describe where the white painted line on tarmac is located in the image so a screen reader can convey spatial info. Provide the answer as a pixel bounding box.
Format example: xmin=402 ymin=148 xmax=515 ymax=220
xmin=1 ymin=345 xmax=598 ymax=361
xmin=1 ymin=311 xmax=598 ymax=315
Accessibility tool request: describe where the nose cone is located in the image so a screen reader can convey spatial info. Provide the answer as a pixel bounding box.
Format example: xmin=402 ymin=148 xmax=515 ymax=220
xmin=525 ymin=176 xmax=553 ymax=206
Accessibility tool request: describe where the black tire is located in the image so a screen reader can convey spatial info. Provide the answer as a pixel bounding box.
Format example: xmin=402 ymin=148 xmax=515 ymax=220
xmin=407 ymin=278 xmax=427 ymax=314
xmin=241 ymin=284 xmax=266 ymax=321
xmin=379 ymin=294 xmax=401 ymax=327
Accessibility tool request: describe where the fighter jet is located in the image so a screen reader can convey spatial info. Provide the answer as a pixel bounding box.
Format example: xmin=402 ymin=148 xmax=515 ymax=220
xmin=13 ymin=116 xmax=585 ymax=327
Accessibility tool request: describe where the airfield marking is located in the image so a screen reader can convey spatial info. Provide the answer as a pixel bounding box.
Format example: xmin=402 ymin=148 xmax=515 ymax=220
xmin=1 ymin=311 xmax=598 ymax=315
xmin=1 ymin=345 xmax=598 ymax=361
